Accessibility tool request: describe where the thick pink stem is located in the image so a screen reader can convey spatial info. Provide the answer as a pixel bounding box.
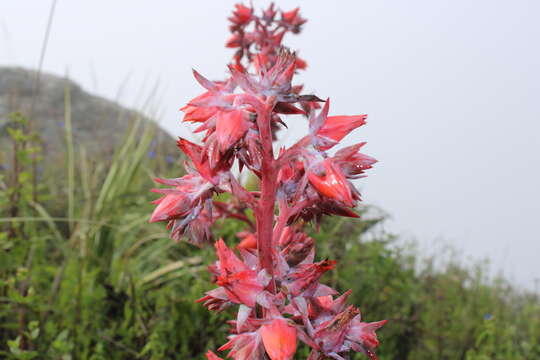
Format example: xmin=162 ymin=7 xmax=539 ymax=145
xmin=256 ymin=98 xmax=278 ymax=293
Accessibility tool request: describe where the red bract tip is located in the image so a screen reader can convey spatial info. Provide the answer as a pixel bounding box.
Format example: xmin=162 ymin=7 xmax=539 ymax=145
xmin=295 ymin=56 xmax=307 ymax=70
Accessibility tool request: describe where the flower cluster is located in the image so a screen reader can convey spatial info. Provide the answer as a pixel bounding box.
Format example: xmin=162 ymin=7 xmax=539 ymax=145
xmin=150 ymin=3 xmax=385 ymax=359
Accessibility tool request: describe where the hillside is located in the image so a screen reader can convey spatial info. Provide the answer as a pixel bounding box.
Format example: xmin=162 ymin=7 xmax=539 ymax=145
xmin=0 ymin=66 xmax=174 ymax=167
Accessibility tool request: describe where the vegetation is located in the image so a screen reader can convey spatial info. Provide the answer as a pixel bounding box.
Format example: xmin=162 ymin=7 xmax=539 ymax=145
xmin=1 ymin=104 xmax=539 ymax=359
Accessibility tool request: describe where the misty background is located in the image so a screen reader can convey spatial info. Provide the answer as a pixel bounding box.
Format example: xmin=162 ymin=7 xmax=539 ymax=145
xmin=1 ymin=0 xmax=538 ymax=288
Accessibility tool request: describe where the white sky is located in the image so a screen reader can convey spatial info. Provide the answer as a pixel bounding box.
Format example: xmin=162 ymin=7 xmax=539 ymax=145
xmin=1 ymin=0 xmax=539 ymax=289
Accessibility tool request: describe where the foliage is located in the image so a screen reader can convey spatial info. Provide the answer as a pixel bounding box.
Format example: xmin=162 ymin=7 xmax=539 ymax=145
xmin=1 ymin=106 xmax=538 ymax=359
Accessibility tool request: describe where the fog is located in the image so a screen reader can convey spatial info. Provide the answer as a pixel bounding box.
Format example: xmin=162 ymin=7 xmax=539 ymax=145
xmin=1 ymin=0 xmax=539 ymax=288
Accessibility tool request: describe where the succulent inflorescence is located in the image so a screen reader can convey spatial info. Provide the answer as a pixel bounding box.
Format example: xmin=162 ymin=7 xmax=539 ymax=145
xmin=150 ymin=3 xmax=386 ymax=359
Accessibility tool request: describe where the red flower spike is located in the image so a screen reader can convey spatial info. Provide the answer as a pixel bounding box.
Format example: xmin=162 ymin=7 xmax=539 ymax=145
xmin=151 ymin=4 xmax=385 ymax=359
xmin=260 ymin=318 xmax=297 ymax=360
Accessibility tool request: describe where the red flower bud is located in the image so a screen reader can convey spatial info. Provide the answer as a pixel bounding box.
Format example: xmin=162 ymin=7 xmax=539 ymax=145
xmin=216 ymin=109 xmax=249 ymax=152
xmin=260 ymin=318 xmax=297 ymax=360
xmin=308 ymin=159 xmax=354 ymax=206
xmin=316 ymin=115 xmax=366 ymax=151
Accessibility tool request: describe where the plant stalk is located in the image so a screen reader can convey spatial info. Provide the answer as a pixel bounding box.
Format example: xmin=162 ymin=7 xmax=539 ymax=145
xmin=255 ymin=99 xmax=277 ymax=293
